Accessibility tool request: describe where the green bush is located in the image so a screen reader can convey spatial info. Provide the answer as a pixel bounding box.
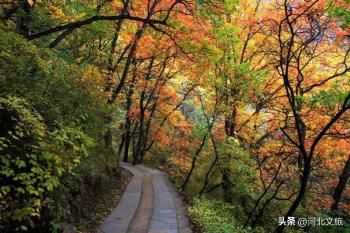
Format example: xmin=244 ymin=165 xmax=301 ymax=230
xmin=188 ymin=198 xmax=265 ymax=233
xmin=0 ymin=21 xmax=118 ymax=233
xmin=0 ymin=96 xmax=63 ymax=231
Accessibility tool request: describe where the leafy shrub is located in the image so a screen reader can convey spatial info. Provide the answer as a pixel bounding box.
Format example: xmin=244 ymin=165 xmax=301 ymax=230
xmin=0 ymin=96 xmax=62 ymax=231
xmin=189 ymin=198 xmax=265 ymax=233
xmin=0 ymin=30 xmax=51 ymax=100
xmin=0 ymin=21 xmax=118 ymax=233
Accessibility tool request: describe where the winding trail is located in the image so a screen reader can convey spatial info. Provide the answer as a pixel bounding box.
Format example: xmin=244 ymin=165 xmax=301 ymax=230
xmin=99 ymin=163 xmax=192 ymax=233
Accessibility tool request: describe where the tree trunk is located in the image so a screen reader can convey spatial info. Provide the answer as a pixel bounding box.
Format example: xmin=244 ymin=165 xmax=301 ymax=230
xmin=276 ymin=156 xmax=311 ymax=233
xmin=123 ymin=132 xmax=131 ymax=162
xmin=139 ymin=102 xmax=157 ymax=164
xmin=134 ymin=108 xmax=145 ymax=164
xmin=104 ymin=115 xmax=113 ymax=151
xmin=182 ymin=132 xmax=208 ymax=190
xmin=244 ymin=163 xmax=282 ymax=227
xmin=105 ymin=10 xmax=127 ymax=90
xmin=222 ymin=106 xmax=236 ymax=201
xmin=199 ymin=132 xmax=219 ymax=196
xmin=109 ymin=1 xmax=159 ymax=102
xmin=225 ymin=107 xmax=236 ymax=137
xmin=16 ymin=0 xmax=33 ymax=37
xmin=132 ymin=127 xmax=138 ymax=162
xmin=222 ymin=168 xmax=234 ymax=203
xmin=117 ymin=134 xmax=125 ymax=157
xmin=332 ymin=154 xmax=350 ymax=210
xmin=252 ymin=182 xmax=283 ymax=228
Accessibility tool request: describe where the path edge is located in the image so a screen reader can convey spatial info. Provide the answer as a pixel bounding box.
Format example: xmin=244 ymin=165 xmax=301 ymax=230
xmin=99 ymin=162 xmax=144 ymax=233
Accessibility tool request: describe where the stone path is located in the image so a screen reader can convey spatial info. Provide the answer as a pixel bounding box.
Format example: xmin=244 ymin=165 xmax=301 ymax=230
xmin=99 ymin=163 xmax=192 ymax=233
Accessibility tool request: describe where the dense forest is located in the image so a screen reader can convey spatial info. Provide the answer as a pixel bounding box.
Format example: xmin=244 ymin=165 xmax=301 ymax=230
xmin=0 ymin=0 xmax=350 ymax=232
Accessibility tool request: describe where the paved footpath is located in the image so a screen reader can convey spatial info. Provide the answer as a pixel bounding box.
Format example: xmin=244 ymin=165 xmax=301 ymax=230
xmin=99 ymin=163 xmax=192 ymax=233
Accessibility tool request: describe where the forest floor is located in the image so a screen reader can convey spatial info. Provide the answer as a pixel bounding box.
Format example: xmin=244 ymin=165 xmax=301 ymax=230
xmin=75 ymin=169 xmax=132 ymax=233
xmin=99 ymin=163 xmax=192 ymax=233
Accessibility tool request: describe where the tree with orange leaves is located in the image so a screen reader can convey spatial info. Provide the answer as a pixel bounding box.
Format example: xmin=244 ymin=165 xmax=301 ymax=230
xmin=257 ymin=0 xmax=350 ymax=232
